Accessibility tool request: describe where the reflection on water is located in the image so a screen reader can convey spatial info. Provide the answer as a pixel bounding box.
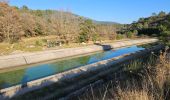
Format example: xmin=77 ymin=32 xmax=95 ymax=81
xmin=0 ymin=45 xmax=144 ymax=89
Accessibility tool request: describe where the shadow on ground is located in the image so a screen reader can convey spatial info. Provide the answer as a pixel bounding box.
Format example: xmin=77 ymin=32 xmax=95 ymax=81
xmin=94 ymin=43 xmax=113 ymax=51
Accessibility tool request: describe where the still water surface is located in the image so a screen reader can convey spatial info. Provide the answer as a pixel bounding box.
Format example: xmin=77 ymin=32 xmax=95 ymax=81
xmin=0 ymin=45 xmax=145 ymax=89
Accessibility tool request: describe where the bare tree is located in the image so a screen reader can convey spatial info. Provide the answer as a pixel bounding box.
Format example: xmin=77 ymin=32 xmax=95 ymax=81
xmin=50 ymin=10 xmax=80 ymax=43
xmin=0 ymin=2 xmax=23 ymax=42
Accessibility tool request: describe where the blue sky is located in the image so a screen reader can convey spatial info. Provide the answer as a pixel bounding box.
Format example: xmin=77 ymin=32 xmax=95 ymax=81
xmin=9 ymin=0 xmax=170 ymax=24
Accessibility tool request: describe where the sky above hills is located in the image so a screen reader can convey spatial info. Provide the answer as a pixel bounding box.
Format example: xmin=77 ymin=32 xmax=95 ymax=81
xmin=9 ymin=0 xmax=170 ymax=24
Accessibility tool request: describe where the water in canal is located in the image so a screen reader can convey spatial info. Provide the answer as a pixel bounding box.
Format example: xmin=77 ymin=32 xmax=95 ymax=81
xmin=0 ymin=45 xmax=146 ymax=89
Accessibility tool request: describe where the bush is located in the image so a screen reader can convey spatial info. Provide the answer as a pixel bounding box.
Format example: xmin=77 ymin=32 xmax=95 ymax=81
xmin=35 ymin=40 xmax=43 ymax=46
xmin=126 ymin=31 xmax=133 ymax=38
xmin=78 ymin=32 xmax=89 ymax=43
xmin=0 ymin=35 xmax=4 ymax=42
xmin=41 ymin=39 xmax=47 ymax=43
xmin=78 ymin=19 xmax=97 ymax=43
xmin=116 ymin=34 xmax=124 ymax=40
xmin=160 ymin=31 xmax=170 ymax=46
xmin=92 ymin=33 xmax=99 ymax=42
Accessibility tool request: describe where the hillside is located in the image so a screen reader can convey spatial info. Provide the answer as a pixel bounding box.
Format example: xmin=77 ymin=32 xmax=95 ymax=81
xmin=121 ymin=12 xmax=170 ymax=36
xmin=0 ymin=2 xmax=124 ymax=55
xmin=0 ymin=3 xmax=122 ymax=44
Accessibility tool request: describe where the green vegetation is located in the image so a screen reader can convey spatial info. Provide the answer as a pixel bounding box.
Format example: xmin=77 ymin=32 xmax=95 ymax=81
xmin=116 ymin=34 xmax=125 ymax=40
xmin=78 ymin=19 xmax=98 ymax=43
xmin=160 ymin=31 xmax=170 ymax=46
xmin=119 ymin=11 xmax=170 ymax=46
xmin=126 ymin=31 xmax=134 ymax=38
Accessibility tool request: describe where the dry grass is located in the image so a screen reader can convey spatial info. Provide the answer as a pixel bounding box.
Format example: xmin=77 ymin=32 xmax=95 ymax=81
xmin=80 ymin=49 xmax=170 ymax=100
xmin=0 ymin=35 xmax=129 ymax=56
xmin=155 ymin=51 xmax=170 ymax=88
xmin=115 ymin=88 xmax=154 ymax=100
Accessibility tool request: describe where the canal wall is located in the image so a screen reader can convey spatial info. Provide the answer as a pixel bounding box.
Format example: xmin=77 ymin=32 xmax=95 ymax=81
xmin=0 ymin=44 xmax=164 ymax=99
xmin=0 ymin=38 xmax=158 ymax=69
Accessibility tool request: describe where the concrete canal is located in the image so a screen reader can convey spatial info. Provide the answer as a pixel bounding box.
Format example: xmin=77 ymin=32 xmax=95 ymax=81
xmin=0 ymin=45 xmax=145 ymax=89
xmin=0 ymin=39 xmax=162 ymax=99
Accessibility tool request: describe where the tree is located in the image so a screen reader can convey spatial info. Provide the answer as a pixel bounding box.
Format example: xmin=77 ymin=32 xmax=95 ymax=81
xmin=0 ymin=2 xmax=121 ymax=44
xmin=158 ymin=11 xmax=166 ymax=17
xmin=35 ymin=10 xmax=43 ymax=17
xmin=13 ymin=6 xmax=19 ymax=10
xmin=143 ymin=22 xmax=149 ymax=28
xmin=50 ymin=11 xmax=80 ymax=44
xmin=78 ymin=19 xmax=97 ymax=43
xmin=20 ymin=13 xmax=36 ymax=37
xmin=160 ymin=31 xmax=170 ymax=46
xmin=158 ymin=25 xmax=167 ymax=32
xmin=126 ymin=31 xmax=134 ymax=38
xmin=139 ymin=18 xmax=144 ymax=22
xmin=21 ymin=5 xmax=29 ymax=11
xmin=96 ymin=24 xmax=117 ymax=40
xmin=136 ymin=23 xmax=143 ymax=29
xmin=0 ymin=2 xmax=23 ymax=43
xmin=133 ymin=30 xmax=138 ymax=36
xmin=152 ymin=12 xmax=157 ymax=16
xmin=159 ymin=23 xmax=170 ymax=46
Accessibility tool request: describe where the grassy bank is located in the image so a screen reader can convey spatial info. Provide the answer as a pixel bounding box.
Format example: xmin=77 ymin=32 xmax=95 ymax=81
xmin=79 ymin=49 xmax=170 ymax=100
xmin=0 ymin=35 xmax=132 ymax=56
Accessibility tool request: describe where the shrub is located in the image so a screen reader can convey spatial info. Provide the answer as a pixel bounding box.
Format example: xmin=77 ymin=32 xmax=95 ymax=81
xmin=41 ymin=39 xmax=47 ymax=43
xmin=92 ymin=33 xmax=99 ymax=42
xmin=116 ymin=34 xmax=124 ymax=40
xmin=160 ymin=31 xmax=170 ymax=46
xmin=126 ymin=31 xmax=133 ymax=38
xmin=78 ymin=19 xmax=97 ymax=43
xmin=78 ymin=32 xmax=89 ymax=43
xmin=35 ymin=40 xmax=43 ymax=46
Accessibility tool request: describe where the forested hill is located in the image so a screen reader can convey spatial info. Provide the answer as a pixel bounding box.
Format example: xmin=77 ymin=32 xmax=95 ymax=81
xmin=0 ymin=2 xmax=122 ymax=43
xmin=121 ymin=11 xmax=170 ymax=36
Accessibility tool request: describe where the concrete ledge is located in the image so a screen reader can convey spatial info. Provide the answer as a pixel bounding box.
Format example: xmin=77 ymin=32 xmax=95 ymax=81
xmin=0 ymin=39 xmax=158 ymax=69
xmin=0 ymin=44 xmax=163 ymax=99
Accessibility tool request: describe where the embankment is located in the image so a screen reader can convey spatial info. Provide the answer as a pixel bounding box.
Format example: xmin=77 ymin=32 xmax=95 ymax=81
xmin=0 ymin=38 xmax=158 ymax=69
xmin=0 ymin=44 xmax=164 ymax=99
